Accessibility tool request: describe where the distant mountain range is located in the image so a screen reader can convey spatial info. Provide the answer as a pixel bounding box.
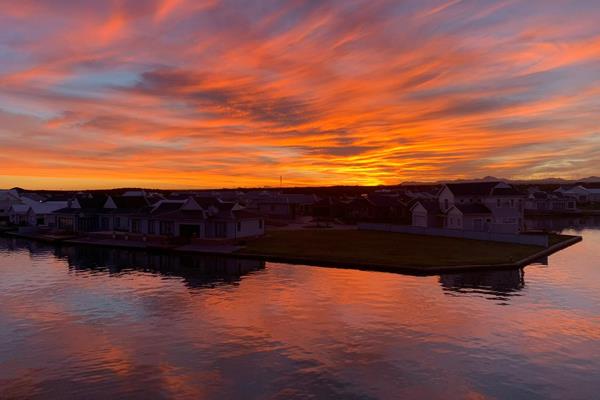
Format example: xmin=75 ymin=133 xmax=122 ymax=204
xmin=4 ymin=176 xmax=600 ymax=194
xmin=401 ymin=176 xmax=600 ymax=186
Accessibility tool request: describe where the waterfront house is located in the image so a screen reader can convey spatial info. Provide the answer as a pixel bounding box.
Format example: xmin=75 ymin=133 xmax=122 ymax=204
xmin=7 ymin=198 xmax=70 ymax=227
xmin=8 ymin=204 xmax=34 ymax=226
xmin=99 ymin=195 xmax=151 ymax=231
xmin=51 ymin=194 xmax=264 ymax=241
xmin=410 ymin=200 xmax=443 ymax=228
xmin=255 ymin=193 xmax=317 ymax=220
xmin=51 ymin=195 xmax=108 ymax=232
xmin=367 ymin=194 xmax=411 ymax=223
xmin=555 ymin=185 xmax=600 ymax=203
xmin=0 ymin=190 xmax=23 ymax=223
xmin=525 ymin=191 xmax=577 ymax=213
xmin=411 ymin=182 xmax=526 ymax=233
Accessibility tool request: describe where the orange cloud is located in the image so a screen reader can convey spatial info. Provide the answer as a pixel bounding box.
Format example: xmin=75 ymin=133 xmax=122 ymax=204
xmin=0 ymin=0 xmax=599 ymax=189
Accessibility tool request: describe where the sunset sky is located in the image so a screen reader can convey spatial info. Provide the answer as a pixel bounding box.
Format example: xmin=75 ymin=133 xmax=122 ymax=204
xmin=1 ymin=0 xmax=599 ymax=189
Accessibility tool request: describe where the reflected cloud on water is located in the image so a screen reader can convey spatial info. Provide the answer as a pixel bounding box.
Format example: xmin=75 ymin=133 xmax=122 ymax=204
xmin=525 ymin=215 xmax=600 ymax=232
xmin=3 ymin=238 xmax=265 ymax=290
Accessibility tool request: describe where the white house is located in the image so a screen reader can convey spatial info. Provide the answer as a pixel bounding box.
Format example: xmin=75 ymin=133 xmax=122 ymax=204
xmin=412 ymin=181 xmax=525 ymax=234
xmin=8 ymin=200 xmax=70 ymax=226
xmin=410 ymin=200 xmax=442 ymax=228
xmin=556 ymin=185 xmax=600 ymax=203
xmin=8 ymin=204 xmax=35 ymax=225
xmin=525 ymin=192 xmax=577 ymax=212
xmin=0 ymin=189 xmax=24 ymax=222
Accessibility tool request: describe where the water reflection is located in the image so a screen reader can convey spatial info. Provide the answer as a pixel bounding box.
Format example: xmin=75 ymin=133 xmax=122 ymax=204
xmin=439 ymin=268 xmax=525 ymax=304
xmin=525 ymin=215 xmax=600 ymax=232
xmin=1 ymin=222 xmax=599 ymax=399
xmin=4 ymin=237 xmax=265 ymax=290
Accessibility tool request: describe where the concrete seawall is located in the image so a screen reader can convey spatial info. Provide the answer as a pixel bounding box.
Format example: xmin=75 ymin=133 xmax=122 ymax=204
xmin=358 ymin=223 xmax=549 ymax=246
xmin=1 ymin=230 xmax=582 ymax=276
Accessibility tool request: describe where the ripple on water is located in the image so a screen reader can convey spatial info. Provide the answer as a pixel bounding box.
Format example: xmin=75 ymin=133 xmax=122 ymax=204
xmin=0 ymin=232 xmax=599 ymax=399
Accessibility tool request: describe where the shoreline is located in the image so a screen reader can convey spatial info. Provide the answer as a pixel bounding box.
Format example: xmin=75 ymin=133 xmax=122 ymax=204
xmin=0 ymin=230 xmax=582 ymax=276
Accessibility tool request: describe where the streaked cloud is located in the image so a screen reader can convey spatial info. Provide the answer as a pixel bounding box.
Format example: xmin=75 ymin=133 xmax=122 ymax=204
xmin=1 ymin=0 xmax=599 ymax=189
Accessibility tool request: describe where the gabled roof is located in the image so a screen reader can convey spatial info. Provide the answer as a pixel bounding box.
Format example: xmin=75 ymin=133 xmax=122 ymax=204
xmin=491 ymin=187 xmax=524 ymax=196
xmin=10 ymin=204 xmax=30 ymax=214
xmin=454 ymin=204 xmax=492 ymax=215
xmin=151 ymin=202 xmax=184 ymax=215
xmin=30 ymin=201 xmax=69 ymax=214
xmin=531 ymin=191 xmax=549 ymax=199
xmin=367 ymin=195 xmax=407 ymax=207
xmin=444 ymin=182 xmax=500 ymax=196
xmin=78 ymin=195 xmax=108 ymax=210
xmin=233 ymin=209 xmax=261 ymax=219
xmin=192 ymin=196 xmax=222 ymax=209
xmin=111 ymin=196 xmax=149 ymax=209
xmin=411 ymin=199 xmax=441 ymax=214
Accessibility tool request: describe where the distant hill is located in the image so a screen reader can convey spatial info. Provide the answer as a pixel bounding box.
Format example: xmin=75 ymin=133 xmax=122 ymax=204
xmin=402 ymin=176 xmax=600 ymax=186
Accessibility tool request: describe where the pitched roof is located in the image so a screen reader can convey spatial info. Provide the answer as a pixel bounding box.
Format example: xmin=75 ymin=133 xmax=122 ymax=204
xmin=412 ymin=199 xmax=441 ymax=214
xmin=151 ymin=202 xmax=184 ymax=215
xmin=445 ymin=182 xmax=500 ymax=196
xmin=454 ymin=204 xmax=492 ymax=214
xmin=78 ymin=195 xmax=108 ymax=210
xmin=233 ymin=209 xmax=261 ymax=219
xmin=368 ymin=195 xmax=406 ymax=207
xmin=492 ymin=187 xmax=523 ymax=196
xmin=30 ymin=201 xmax=69 ymax=214
xmin=192 ymin=196 xmax=222 ymax=209
xmin=10 ymin=204 xmax=30 ymax=214
xmin=111 ymin=196 xmax=149 ymax=209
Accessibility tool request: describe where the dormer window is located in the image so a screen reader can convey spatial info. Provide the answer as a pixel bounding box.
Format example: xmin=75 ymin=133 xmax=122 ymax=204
xmin=444 ymin=199 xmax=449 ymax=210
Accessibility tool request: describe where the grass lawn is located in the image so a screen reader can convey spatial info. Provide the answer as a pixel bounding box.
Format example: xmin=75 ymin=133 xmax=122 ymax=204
xmin=237 ymin=229 xmax=550 ymax=269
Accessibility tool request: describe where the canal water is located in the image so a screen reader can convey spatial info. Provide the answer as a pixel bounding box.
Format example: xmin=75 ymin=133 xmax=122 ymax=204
xmin=1 ymin=219 xmax=599 ymax=399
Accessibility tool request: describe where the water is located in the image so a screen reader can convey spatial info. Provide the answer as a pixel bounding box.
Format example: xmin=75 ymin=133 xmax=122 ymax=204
xmin=1 ymin=222 xmax=599 ymax=399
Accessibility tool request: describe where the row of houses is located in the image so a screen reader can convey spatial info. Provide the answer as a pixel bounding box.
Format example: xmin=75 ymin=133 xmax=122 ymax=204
xmin=554 ymin=185 xmax=600 ymax=204
xmin=524 ymin=191 xmax=577 ymax=213
xmin=410 ymin=182 xmax=526 ymax=234
xmin=45 ymin=194 xmax=265 ymax=241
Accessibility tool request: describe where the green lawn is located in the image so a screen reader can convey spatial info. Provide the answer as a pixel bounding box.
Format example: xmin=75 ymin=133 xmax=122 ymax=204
xmin=237 ymin=229 xmax=549 ymax=269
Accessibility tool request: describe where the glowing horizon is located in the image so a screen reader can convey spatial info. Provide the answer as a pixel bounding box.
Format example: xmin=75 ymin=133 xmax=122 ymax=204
xmin=1 ymin=0 xmax=599 ymax=190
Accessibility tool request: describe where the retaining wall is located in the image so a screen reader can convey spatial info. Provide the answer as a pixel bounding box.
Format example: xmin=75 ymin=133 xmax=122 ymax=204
xmin=358 ymin=223 xmax=549 ymax=247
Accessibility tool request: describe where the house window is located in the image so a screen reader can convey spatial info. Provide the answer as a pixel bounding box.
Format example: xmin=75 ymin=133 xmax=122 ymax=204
xmin=259 ymin=219 xmax=263 ymax=229
xmin=510 ymin=199 xmax=515 ymax=207
xmin=148 ymin=220 xmax=155 ymax=234
xmin=444 ymin=199 xmax=449 ymax=209
xmin=160 ymin=221 xmax=174 ymax=236
xmin=131 ymin=219 xmax=140 ymax=233
xmin=497 ymin=199 xmax=501 ymax=207
xmin=237 ymin=221 xmax=242 ymax=232
xmin=115 ymin=217 xmax=120 ymax=228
